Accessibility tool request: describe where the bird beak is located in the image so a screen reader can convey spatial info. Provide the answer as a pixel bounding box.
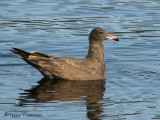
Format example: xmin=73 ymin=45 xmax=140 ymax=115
xmin=106 ymin=36 xmax=119 ymax=41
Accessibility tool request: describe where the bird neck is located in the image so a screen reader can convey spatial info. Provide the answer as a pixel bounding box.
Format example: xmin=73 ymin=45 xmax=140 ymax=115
xmin=86 ymin=39 xmax=105 ymax=61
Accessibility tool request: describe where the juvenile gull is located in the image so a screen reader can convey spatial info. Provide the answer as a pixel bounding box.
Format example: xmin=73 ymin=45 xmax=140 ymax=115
xmin=11 ymin=27 xmax=119 ymax=80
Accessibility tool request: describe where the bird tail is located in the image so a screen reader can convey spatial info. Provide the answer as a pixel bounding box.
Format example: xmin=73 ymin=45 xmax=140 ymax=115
xmin=10 ymin=47 xmax=40 ymax=70
xmin=10 ymin=48 xmax=30 ymax=58
xmin=10 ymin=47 xmax=54 ymax=79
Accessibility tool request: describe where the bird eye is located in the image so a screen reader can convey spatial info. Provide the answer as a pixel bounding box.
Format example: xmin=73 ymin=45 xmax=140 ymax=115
xmin=98 ymin=32 xmax=103 ymax=34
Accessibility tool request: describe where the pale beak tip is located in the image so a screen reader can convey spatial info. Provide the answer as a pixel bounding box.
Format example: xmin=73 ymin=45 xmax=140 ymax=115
xmin=107 ymin=36 xmax=119 ymax=41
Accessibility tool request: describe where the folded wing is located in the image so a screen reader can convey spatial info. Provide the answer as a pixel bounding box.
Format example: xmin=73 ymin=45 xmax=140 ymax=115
xmin=11 ymin=48 xmax=97 ymax=80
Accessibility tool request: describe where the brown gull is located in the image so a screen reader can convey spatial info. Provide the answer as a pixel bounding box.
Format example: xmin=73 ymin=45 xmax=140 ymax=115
xmin=11 ymin=27 xmax=119 ymax=80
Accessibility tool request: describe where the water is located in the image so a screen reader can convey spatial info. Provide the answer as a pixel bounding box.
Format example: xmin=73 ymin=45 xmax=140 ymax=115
xmin=0 ymin=0 xmax=160 ymax=119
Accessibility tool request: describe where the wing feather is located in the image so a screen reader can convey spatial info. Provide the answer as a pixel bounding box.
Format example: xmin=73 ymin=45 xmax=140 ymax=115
xmin=38 ymin=58 xmax=96 ymax=80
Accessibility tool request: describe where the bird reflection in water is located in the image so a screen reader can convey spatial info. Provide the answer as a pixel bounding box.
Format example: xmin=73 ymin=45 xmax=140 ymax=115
xmin=18 ymin=77 xmax=106 ymax=120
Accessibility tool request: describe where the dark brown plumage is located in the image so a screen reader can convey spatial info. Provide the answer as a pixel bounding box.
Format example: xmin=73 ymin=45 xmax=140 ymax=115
xmin=11 ymin=27 xmax=119 ymax=80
